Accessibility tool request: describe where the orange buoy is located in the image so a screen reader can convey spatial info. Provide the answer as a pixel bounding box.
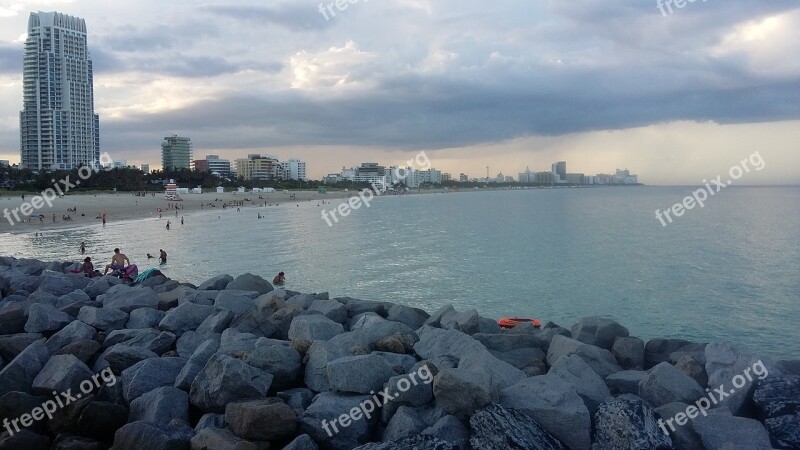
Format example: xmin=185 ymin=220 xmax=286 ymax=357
xmin=498 ymin=317 xmax=542 ymax=329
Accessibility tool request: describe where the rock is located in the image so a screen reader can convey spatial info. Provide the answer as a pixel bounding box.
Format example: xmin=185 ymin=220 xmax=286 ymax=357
xmin=111 ymin=421 xmax=194 ymax=450
xmin=98 ymin=344 xmax=158 ymax=374
xmin=24 ymin=303 xmax=74 ymax=333
xmin=83 ymin=277 xmax=120 ymax=299
xmin=0 ymin=303 xmax=27 ymax=335
xmin=175 ymin=331 xmax=219 ymax=357
xmin=104 ymin=328 xmax=176 ymax=355
xmin=355 ymin=435 xmax=455 ymax=450
xmin=196 ymin=310 xmax=235 ymax=334
xmin=0 ymin=429 xmax=51 ymax=450
xmin=692 ymin=414 xmax=773 ymax=449
xmin=376 ymin=352 xmax=419 ymax=373
xmin=777 ymin=360 xmax=800 ymax=376
xmin=0 ymin=391 xmax=51 ymax=435
xmin=121 ymin=357 xmax=187 ymax=403
xmin=38 ymin=272 xmax=89 ymax=296
xmin=197 ymin=274 xmax=233 ymax=291
xmin=500 ymin=375 xmax=591 ymax=450
xmin=226 ymin=273 xmax=273 ymax=294
xmin=644 ymin=339 xmax=700 ymax=369
xmin=469 ymin=403 xmax=565 ymax=450
xmin=388 ymin=372 xmax=434 ymax=407
xmin=473 ymin=333 xmax=546 ymax=353
xmin=382 ymin=405 xmax=428 ymax=441
xmin=570 ymin=317 xmax=629 ymax=350
xmin=270 ymin=305 xmax=304 ymax=340
xmin=612 ymin=337 xmax=645 ymax=370
xmin=126 ymin=308 xmax=165 ymax=329
xmin=386 ymin=304 xmax=429 ymax=330
xmin=548 ymin=355 xmax=611 ymax=414
xmin=491 ymin=348 xmax=546 ymax=372
xmin=248 ymin=339 xmax=302 ymax=389
xmin=278 ymin=388 xmax=315 ymax=410
xmin=175 ymin=339 xmax=219 ymax=391
xmin=299 ymin=392 xmax=375 ymax=450
xmin=54 ymin=339 xmax=100 ymax=364
xmin=327 ymin=354 xmax=397 ymax=394
xmin=77 ymin=401 xmax=129 ymax=443
xmin=420 ymin=415 xmax=469 ymax=450
xmin=180 ymin=289 xmax=218 ymax=306
xmin=309 ymin=299 xmax=348 ymax=324
xmin=214 ymin=292 xmax=256 ymax=317
xmin=56 ymin=289 xmax=91 ymax=309
xmin=0 ymin=340 xmax=50 ymax=396
xmin=423 ymin=305 xmax=457 ymax=328
xmin=289 ymin=315 xmax=344 ymax=342
xmin=704 ymin=341 xmax=782 ymax=416
xmin=32 ymin=354 xmax=94 ymax=395
xmin=189 ymin=354 xmax=272 ymax=413
xmin=753 ymin=375 xmax=800 ymax=449
xmin=51 ymin=435 xmax=107 ymax=450
xmin=229 ymin=308 xmax=277 ymax=338
xmin=433 ymin=368 xmax=492 ymax=419
xmin=0 ymin=332 xmax=44 ymax=361
xmin=283 ymin=434 xmax=318 ymax=450
xmin=153 ymin=279 xmax=181 ymax=293
xmin=605 ymin=370 xmax=646 ymax=396
xmin=45 ymin=320 xmax=97 ymax=353
xmin=654 ymin=402 xmax=704 ymax=450
xmin=158 ymin=303 xmax=217 ymax=336
xmin=673 ymin=352 xmax=708 ymax=387
xmin=75 ymin=306 xmax=127 ymax=333
xmin=129 ymin=386 xmax=189 ymax=423
xmin=639 ymin=362 xmax=705 ymax=408
xmin=98 ymin=285 xmax=159 ymax=313
xmin=189 ymin=427 xmax=262 ymax=450
xmin=440 ymin=309 xmax=481 ymax=335
xmin=592 ymin=395 xmax=673 ymax=450
xmin=225 ymin=399 xmax=297 ymax=441
xmin=546 ymin=335 xmax=623 ymax=379
xmin=375 ymin=335 xmax=406 ymax=354
xmin=194 ymin=413 xmax=224 ymax=431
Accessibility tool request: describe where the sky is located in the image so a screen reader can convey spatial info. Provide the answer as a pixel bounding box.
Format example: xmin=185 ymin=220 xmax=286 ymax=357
xmin=0 ymin=0 xmax=798 ymax=184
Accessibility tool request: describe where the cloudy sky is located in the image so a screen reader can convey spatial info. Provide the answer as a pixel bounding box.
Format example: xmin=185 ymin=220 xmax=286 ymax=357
xmin=0 ymin=0 xmax=798 ymax=184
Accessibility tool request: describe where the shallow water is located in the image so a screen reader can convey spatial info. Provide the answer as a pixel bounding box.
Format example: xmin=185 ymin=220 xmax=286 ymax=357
xmin=1 ymin=186 xmax=798 ymax=358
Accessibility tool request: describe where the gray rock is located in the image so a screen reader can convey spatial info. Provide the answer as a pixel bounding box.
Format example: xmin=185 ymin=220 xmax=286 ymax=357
xmin=189 ymin=427 xmax=261 ymax=450
xmin=592 ymin=395 xmax=673 ymax=450
xmin=214 ymin=291 xmax=256 ymax=317
xmin=25 ymin=303 xmax=75 ymax=333
xmin=98 ymin=344 xmax=159 ymax=374
xmin=77 ymin=401 xmax=131 ymax=442
xmin=175 ymin=339 xmax=219 ymax=391
xmin=193 ymin=413 xmax=224 ymax=431
xmin=692 ymin=414 xmax=772 ymax=449
xmin=500 ymin=375 xmax=591 ymax=450
xmin=189 ymin=354 xmax=272 ymax=412
xmin=612 ymin=336 xmax=645 ymax=370
xmin=639 ymin=362 xmax=705 ymax=408
xmin=673 ymin=352 xmax=708 ymax=387
xmin=197 ymin=274 xmax=233 ymax=291
xmin=469 ymin=403 xmax=565 ymax=450
xmin=423 ymin=305 xmax=457 ymax=328
xmin=289 ymin=314 xmax=344 ymax=342
xmin=45 ymin=320 xmax=97 ymax=353
xmin=125 ymin=308 xmax=165 ymax=329
xmin=0 ymin=332 xmax=44 ymax=360
xmin=546 ymin=335 xmax=623 ymax=379
xmin=339 ymin=297 xmax=391 ymax=317
xmin=83 ymin=276 xmax=120 ymax=299
xmin=420 ymin=415 xmax=469 ymax=450
xmin=226 ymin=273 xmax=273 ymax=294
xmin=278 ymin=388 xmax=315 ymax=410
xmin=386 ymin=304 xmax=429 ymax=330
xmin=655 ymin=402 xmax=704 ymax=450
xmin=382 ymin=405 xmax=428 ymax=441
xmin=753 ymin=375 xmax=800 ymax=449
xmin=32 ymin=354 xmax=94 ymax=395
xmin=104 ymin=328 xmax=176 ymax=355
xmin=229 ymin=307 xmax=277 ymax=338
xmin=570 ymin=317 xmax=629 ymax=350
xmin=440 ymin=309 xmax=481 ymax=335
xmin=375 ymin=352 xmax=419 ymax=373
xmin=548 ymin=355 xmax=611 ymax=414
xmin=55 ymin=339 xmax=102 ymax=364
xmin=111 ymin=421 xmax=194 ymax=450
xmin=0 ymin=340 xmax=50 ymax=396
xmin=283 ymin=434 xmax=319 ymax=450
xmin=179 ymin=289 xmax=218 ymax=306
xmin=0 ymin=429 xmax=51 ymax=449
xmin=355 ymin=435 xmax=455 ymax=450
xmin=388 ymin=372 xmax=434 ymax=407
xmin=309 ymin=299 xmax=348 ymax=324
xmin=327 ymin=354 xmax=397 ymax=394
xmin=605 ymin=370 xmax=647 ymax=396
xmin=98 ymin=284 xmax=159 ymax=313
xmin=121 ymin=356 xmax=187 ymax=403
xmin=248 ymin=339 xmax=302 ymax=389
xmin=77 ymin=306 xmax=128 ymax=332
xmin=299 ymin=391 xmax=375 ymax=450
xmin=158 ymin=303 xmax=217 ymax=336
xmin=176 ymin=331 xmax=221 ymax=357
xmin=129 ymin=386 xmax=189 ymax=423
xmin=225 ymin=399 xmax=297 ymax=441
xmin=491 ymin=347 xmax=546 ymax=371
xmin=704 ymin=341 xmax=782 ymax=416
xmin=433 ymin=368 xmax=492 ymax=419
xmin=645 ymin=339 xmax=700 ymax=369
xmin=473 ymin=333 xmax=546 ymax=352
xmin=196 ymin=310 xmax=235 ymax=334
xmin=0 ymin=303 xmax=26 ymax=335
xmin=38 ymin=272 xmax=89 ymax=296
xmin=777 ymin=359 xmax=800 ymax=376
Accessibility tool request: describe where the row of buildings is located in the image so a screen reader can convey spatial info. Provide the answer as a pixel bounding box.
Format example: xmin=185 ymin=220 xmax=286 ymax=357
xmin=323 ymin=163 xmax=445 ymax=189
xmin=517 ymin=162 xmax=639 ymax=185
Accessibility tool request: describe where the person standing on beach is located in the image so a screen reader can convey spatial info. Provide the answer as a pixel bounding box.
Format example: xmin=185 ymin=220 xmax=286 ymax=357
xmin=80 ymin=242 xmax=86 ymax=255
xmin=103 ymin=248 xmax=129 ymax=275
xmin=159 ymin=249 xmax=167 ymax=264
xmin=101 ymin=210 xmax=107 ymax=225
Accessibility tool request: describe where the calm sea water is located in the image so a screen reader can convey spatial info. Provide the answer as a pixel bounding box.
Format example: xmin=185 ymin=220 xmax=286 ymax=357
xmin=1 ymin=186 xmax=798 ymax=358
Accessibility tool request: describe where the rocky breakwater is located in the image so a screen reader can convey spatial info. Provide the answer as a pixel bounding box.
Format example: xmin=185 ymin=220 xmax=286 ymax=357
xmin=0 ymin=256 xmax=798 ymax=450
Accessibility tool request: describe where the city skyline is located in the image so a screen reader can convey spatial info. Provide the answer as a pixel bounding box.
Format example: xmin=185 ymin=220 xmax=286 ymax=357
xmin=0 ymin=2 xmax=798 ymax=184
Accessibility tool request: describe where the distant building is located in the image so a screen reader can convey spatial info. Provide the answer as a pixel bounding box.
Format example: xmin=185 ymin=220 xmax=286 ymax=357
xmin=505 ymin=176 xmax=515 ymax=183
xmin=459 ymin=173 xmax=469 ymax=182
xmin=20 ymin=12 xmax=99 ymax=171
xmin=442 ymin=173 xmax=452 ymax=182
xmin=535 ymin=171 xmax=555 ymax=185
xmin=595 ymin=173 xmax=614 ymax=184
xmin=565 ymin=173 xmax=585 ymax=185
xmin=280 ymin=159 xmax=308 ymax=181
xmin=551 ymin=161 xmax=566 ymax=183
xmin=194 ymin=155 xmax=231 ymax=177
xmin=0 ymin=160 xmax=9 ymax=168
xmin=141 ymin=163 xmax=150 ymax=174
xmin=518 ymin=166 xmax=535 ymax=183
xmin=419 ymin=169 xmax=442 ymax=185
xmin=161 ymin=136 xmax=193 ymax=170
xmin=614 ymin=169 xmax=638 ymax=184
xmin=324 ymin=173 xmax=342 ymax=184
xmin=340 ymin=163 xmax=387 ymax=188
xmin=112 ymin=160 xmax=127 ymax=169
xmin=235 ymin=154 xmax=278 ymax=181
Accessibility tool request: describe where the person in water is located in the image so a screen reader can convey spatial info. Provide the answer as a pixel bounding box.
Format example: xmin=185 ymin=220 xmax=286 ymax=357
xmin=103 ymin=248 xmax=130 ymax=275
xmin=79 ymin=242 xmax=86 ymax=255
xmin=159 ymin=249 xmax=167 ymax=264
xmin=147 ymin=253 xmax=154 ymax=259
xmin=273 ymin=272 xmax=285 ymax=285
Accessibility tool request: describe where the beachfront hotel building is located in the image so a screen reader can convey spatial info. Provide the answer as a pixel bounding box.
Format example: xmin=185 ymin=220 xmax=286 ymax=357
xmin=235 ymin=154 xmax=279 ymax=181
xmin=20 ymin=11 xmax=100 ymax=171
xmin=279 ymin=159 xmax=308 ymax=181
xmin=161 ymin=135 xmax=193 ymax=170
xmin=194 ymin=155 xmax=231 ymax=177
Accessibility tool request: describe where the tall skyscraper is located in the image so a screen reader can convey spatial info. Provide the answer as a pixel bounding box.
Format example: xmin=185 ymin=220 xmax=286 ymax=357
xmin=551 ymin=161 xmax=566 ymax=183
xmin=20 ymin=11 xmax=100 ymax=171
xmin=161 ymin=135 xmax=193 ymax=170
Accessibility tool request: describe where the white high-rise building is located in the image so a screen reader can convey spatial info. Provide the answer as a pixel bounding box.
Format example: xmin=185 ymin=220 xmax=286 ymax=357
xmin=281 ymin=159 xmax=307 ymax=181
xmin=20 ymin=12 xmax=99 ymax=171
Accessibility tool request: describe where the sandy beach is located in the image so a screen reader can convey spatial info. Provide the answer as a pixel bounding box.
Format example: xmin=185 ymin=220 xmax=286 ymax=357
xmin=0 ymin=188 xmax=457 ymax=234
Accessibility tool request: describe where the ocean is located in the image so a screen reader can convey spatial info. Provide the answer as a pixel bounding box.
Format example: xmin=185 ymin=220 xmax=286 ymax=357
xmin=1 ymin=186 xmax=798 ymax=358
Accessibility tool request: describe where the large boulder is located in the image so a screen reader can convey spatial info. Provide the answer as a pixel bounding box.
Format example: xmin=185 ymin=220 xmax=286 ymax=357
xmin=214 ymin=291 xmax=257 ymax=317
xmin=103 ymin=328 xmax=176 ymax=355
xmin=158 ymin=302 xmax=217 ymax=336
xmin=354 ymin=435 xmax=454 ymax=450
xmin=592 ymin=395 xmax=673 ymax=450
xmin=24 ymin=303 xmax=74 ymax=333
xmin=126 ymin=308 xmax=165 ymax=329
xmin=386 ymin=304 xmax=429 ymax=330
xmin=111 ymin=421 xmax=194 ymax=450
xmin=289 ymin=315 xmax=344 ymax=342
xmin=0 ymin=340 xmax=50 ymax=396
xmin=196 ymin=310 xmax=235 ymax=334
xmin=612 ymin=337 xmax=645 ymax=370
xmin=309 ymin=300 xmax=348 ymax=324
xmin=189 ymin=427 xmax=262 ymax=450
xmin=0 ymin=333 xmax=44 ymax=361
xmin=433 ymin=368 xmax=492 ymax=419
xmin=0 ymin=304 xmax=27 ymax=335
xmin=97 ymin=344 xmax=159 ymax=374
xmin=129 ymin=386 xmax=189 ymax=423
xmin=547 ymin=355 xmax=611 ymax=414
xmin=121 ymin=357 xmax=187 ymax=403
xmin=570 ymin=317 xmax=629 ymax=350
xmin=473 ymin=333 xmax=546 ymax=353
xmin=299 ymin=391 xmax=376 ymax=450
xmin=644 ymin=339 xmax=702 ymax=369
xmin=753 ymin=375 xmax=800 ymax=449
xmin=77 ymin=306 xmax=128 ymax=332
xmin=225 ymin=399 xmax=297 ymax=441
xmin=546 ymin=335 xmax=622 ymax=379
xmin=45 ymin=320 xmax=97 ymax=353
xmin=691 ymin=414 xmax=773 ymax=449
xmin=197 ymin=274 xmax=233 ymax=291
xmin=174 ymin=339 xmax=219 ymax=391
xmin=55 ymin=339 xmax=102 ymax=364
xmin=704 ymin=342 xmax=782 ymax=416
xmin=37 ymin=272 xmax=89 ymax=296
xmin=248 ymin=339 xmax=302 ymax=389
xmin=31 ymin=354 xmax=94 ymax=395
xmin=469 ymin=403 xmax=565 ymax=450
xmin=605 ymin=370 xmax=646 ymax=396
xmin=440 ymin=309 xmax=481 ymax=335
xmin=304 ymin=340 xmax=348 ymax=392
xmin=327 ymin=354 xmax=397 ymax=394
xmin=77 ymin=400 xmax=129 ymax=443
xmin=638 ymin=362 xmax=705 ymax=408
xmin=189 ymin=354 xmax=272 ymax=412
xmin=226 ymin=273 xmax=273 ymax=294
xmin=98 ymin=285 xmax=159 ymax=313
xmin=382 ymin=405 xmax=429 ymax=441
xmin=500 ymin=375 xmax=591 ymax=450
xmin=654 ymin=402 xmax=705 ymax=450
